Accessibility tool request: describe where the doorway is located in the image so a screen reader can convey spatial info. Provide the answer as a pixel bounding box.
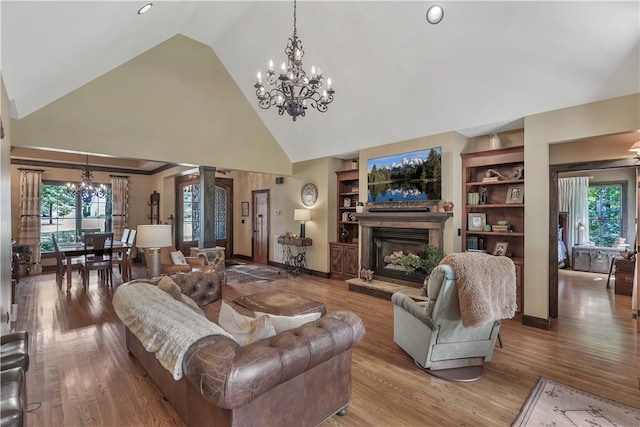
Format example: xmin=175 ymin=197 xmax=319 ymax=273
xmin=549 ymin=159 xmax=637 ymax=318
xmin=176 ymin=175 xmax=233 ymax=256
xmin=252 ymin=190 xmax=269 ymax=264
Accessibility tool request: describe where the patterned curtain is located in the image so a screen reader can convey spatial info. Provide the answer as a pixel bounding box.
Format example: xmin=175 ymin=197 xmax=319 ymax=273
xmin=558 ymin=176 xmax=590 ymax=262
xmin=111 ymin=176 xmax=129 ymax=240
xmin=18 ymin=169 xmax=43 ymax=274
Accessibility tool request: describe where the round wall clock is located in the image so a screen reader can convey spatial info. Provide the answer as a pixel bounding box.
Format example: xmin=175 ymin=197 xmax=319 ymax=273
xmin=301 ymin=183 xmax=318 ymax=206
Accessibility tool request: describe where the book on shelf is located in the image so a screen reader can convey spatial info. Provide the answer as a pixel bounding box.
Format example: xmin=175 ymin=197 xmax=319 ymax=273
xmin=466 ymin=236 xmax=484 ymax=250
xmin=482 ymin=176 xmax=500 ymax=182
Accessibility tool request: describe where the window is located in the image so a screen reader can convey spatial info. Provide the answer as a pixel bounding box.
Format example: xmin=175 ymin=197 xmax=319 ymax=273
xmin=588 ymin=183 xmax=623 ymax=247
xmin=40 ymin=182 xmax=112 ymax=252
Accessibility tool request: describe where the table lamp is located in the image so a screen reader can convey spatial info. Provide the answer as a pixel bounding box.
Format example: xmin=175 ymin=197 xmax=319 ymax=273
xmin=136 ymin=224 xmax=172 ymax=278
xmin=294 ymin=209 xmax=311 ymax=238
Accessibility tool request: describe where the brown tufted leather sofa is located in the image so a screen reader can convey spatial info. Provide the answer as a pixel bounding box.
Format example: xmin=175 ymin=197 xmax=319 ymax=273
xmin=121 ymin=271 xmax=365 ymax=427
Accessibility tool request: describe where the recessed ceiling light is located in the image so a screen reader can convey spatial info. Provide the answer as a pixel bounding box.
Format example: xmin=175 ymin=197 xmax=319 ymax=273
xmin=426 ymin=4 xmax=444 ymax=24
xmin=138 ymin=3 xmax=153 ymax=15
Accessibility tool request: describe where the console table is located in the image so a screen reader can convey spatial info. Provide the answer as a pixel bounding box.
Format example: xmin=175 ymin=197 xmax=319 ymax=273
xmin=572 ymin=245 xmax=621 ymax=274
xmin=277 ymin=236 xmax=312 ymax=275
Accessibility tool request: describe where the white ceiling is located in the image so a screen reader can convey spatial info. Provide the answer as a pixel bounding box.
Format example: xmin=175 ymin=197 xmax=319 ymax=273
xmin=2 ymin=1 xmax=639 ymax=163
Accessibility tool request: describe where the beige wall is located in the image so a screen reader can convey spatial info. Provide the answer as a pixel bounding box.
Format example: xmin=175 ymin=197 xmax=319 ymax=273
xmin=1 ymin=74 xmax=13 ymax=332
xmin=525 ymin=93 xmax=640 ymax=321
xmin=229 ymin=157 xmax=343 ymax=274
xmin=10 ymin=35 xmax=292 ymax=177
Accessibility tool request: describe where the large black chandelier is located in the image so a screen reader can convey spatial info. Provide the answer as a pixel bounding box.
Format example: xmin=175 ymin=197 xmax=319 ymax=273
xmin=67 ymin=156 xmax=107 ymax=203
xmin=254 ymin=0 xmax=334 ymax=121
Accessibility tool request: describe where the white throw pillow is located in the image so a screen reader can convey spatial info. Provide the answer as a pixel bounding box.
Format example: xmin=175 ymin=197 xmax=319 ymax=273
xmin=254 ymin=311 xmax=322 ymax=334
xmin=218 ymin=301 xmax=277 ymax=346
xmin=170 ymin=251 xmax=187 ymax=265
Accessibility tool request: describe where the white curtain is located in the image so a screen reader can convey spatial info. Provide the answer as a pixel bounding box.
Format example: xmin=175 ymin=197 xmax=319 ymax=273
xmin=558 ymin=177 xmax=590 ymax=263
xmin=111 ymin=176 xmax=129 ymax=240
xmin=17 ymin=169 xmax=43 ymax=274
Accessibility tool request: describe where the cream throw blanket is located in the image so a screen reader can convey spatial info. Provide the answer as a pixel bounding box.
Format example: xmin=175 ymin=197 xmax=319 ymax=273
xmin=113 ymin=282 xmax=235 ymax=380
xmin=440 ymin=252 xmax=517 ymax=328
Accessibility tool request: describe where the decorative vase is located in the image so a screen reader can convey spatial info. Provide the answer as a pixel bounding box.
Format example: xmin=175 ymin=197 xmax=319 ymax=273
xmin=442 ymin=201 xmax=454 ymax=212
xmin=356 ymin=202 xmax=365 ymax=213
xmin=489 ymin=133 xmax=503 ymax=150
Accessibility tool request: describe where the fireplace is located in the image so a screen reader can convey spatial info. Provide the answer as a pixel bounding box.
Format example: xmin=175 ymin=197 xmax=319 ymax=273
xmin=372 ymin=228 xmax=430 ymax=285
xmin=356 ymin=211 xmax=452 ymax=287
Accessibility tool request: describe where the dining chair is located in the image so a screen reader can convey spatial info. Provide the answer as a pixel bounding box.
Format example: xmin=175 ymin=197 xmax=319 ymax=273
xmin=80 ymin=233 xmax=114 ymax=289
xmin=51 ymin=234 xmax=82 ymax=289
xmin=124 ymin=229 xmax=136 ymax=280
xmin=121 ymin=228 xmax=130 ymax=244
xmin=114 ymin=229 xmax=137 ymax=282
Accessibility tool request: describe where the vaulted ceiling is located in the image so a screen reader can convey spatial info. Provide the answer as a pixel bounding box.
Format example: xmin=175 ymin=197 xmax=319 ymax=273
xmin=2 ymin=1 xmax=639 ymax=164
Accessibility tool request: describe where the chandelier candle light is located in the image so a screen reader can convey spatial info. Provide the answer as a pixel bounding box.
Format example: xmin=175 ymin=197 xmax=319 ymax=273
xmin=66 ymin=155 xmax=107 ymax=203
xmin=254 ymin=0 xmax=334 ymax=121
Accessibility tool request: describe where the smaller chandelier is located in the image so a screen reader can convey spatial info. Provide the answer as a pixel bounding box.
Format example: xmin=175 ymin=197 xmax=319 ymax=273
xmin=67 ymin=156 xmax=107 ymax=203
xmin=254 ymin=0 xmax=334 ymax=121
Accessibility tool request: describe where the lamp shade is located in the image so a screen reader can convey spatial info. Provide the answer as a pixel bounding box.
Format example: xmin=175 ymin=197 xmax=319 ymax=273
xmin=294 ymin=209 xmax=311 ymax=222
xmin=136 ymin=224 xmax=172 ymax=248
xmin=629 ymin=140 xmax=640 ymax=153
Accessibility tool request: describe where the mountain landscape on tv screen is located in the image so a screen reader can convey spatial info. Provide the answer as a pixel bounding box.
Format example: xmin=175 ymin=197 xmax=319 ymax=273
xmin=367 ymin=147 xmax=442 ymax=203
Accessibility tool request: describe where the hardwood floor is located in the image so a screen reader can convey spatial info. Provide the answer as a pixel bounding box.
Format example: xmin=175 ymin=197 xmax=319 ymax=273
xmin=13 ymin=265 xmax=638 ymax=426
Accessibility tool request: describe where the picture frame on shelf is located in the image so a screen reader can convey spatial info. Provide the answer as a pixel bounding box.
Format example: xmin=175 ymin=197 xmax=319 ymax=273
xmin=343 ymin=198 xmax=352 ymax=208
xmin=241 ymin=201 xmax=249 ymax=217
xmin=493 ymin=241 xmax=509 ymax=256
xmin=506 ymin=184 xmax=524 ymax=204
xmin=467 ymin=213 xmax=486 ymax=231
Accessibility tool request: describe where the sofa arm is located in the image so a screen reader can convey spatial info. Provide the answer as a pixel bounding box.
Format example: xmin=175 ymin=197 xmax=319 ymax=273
xmin=185 ymin=257 xmax=206 ymax=266
xmin=183 ymin=311 xmax=365 ymax=409
xmin=160 ymin=264 xmax=192 ymax=274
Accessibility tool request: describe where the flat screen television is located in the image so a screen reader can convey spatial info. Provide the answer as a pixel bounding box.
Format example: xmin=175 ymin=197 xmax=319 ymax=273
xmin=367 ymin=147 xmax=442 ymax=203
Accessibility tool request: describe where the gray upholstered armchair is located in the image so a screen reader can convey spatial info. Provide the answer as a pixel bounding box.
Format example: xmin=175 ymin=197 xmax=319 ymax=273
xmin=392 ymin=252 xmax=517 ymax=381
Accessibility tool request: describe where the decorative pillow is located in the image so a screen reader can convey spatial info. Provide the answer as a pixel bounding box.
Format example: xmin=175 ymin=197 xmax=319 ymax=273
xmin=157 ymin=275 xmax=183 ymax=300
xmin=170 ymin=251 xmax=188 ymax=265
xmin=254 ymin=311 xmax=321 ymax=334
xmin=181 ymin=294 xmax=205 ymax=316
xmin=218 ymin=301 xmax=277 ymax=346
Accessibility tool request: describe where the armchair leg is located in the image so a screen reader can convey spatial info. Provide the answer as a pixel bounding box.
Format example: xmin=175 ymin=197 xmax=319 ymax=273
xmin=497 ymin=332 xmax=503 ymax=348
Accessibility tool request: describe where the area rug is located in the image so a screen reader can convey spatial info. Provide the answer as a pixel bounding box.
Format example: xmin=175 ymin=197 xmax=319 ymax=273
xmin=512 ymin=377 xmax=640 ymax=427
xmin=225 ymin=265 xmax=283 ymax=284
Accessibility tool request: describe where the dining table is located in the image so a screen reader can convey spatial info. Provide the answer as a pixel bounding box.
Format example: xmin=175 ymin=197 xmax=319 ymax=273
xmin=58 ymin=241 xmax=130 ymax=288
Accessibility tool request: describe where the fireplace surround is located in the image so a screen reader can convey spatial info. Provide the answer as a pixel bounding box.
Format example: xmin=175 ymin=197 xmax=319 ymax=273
xmin=355 ymin=211 xmax=452 ymax=287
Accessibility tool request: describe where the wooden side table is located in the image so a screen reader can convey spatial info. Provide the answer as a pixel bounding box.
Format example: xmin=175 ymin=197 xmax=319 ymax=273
xmin=277 ymin=236 xmax=312 ymax=275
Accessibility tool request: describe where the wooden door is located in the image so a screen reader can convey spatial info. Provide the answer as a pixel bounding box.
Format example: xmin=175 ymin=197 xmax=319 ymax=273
xmin=252 ymin=190 xmax=269 ymax=264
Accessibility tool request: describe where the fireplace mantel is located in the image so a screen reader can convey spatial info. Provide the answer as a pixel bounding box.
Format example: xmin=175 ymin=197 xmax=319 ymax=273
xmin=356 ymin=211 xmax=453 ymax=286
xmin=355 ymin=211 xmax=452 ymax=228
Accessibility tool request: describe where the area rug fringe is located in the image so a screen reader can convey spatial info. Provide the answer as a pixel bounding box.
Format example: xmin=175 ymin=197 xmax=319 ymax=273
xmin=512 ymin=376 xmax=640 ymax=427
